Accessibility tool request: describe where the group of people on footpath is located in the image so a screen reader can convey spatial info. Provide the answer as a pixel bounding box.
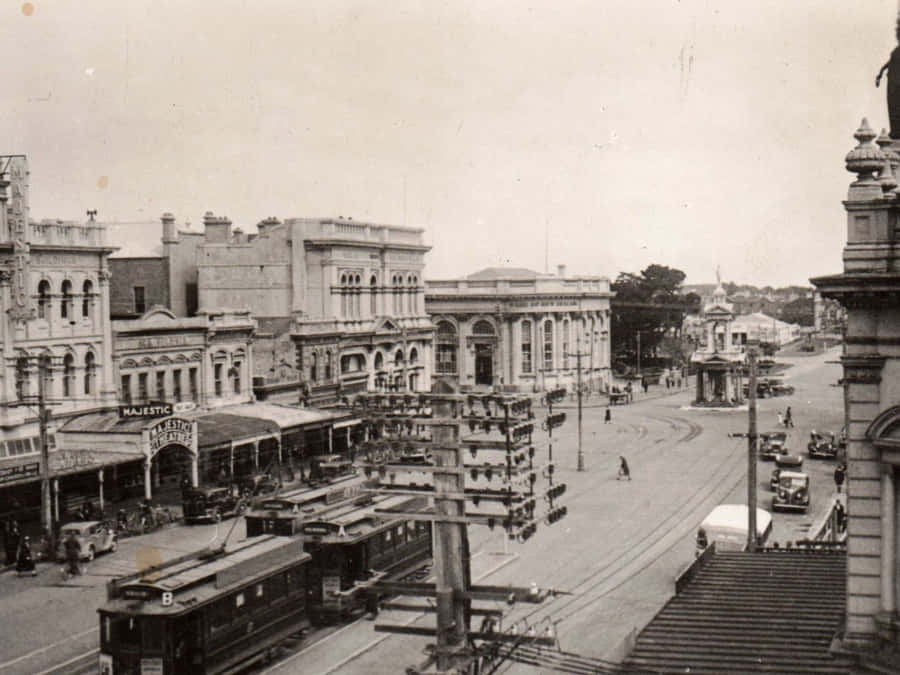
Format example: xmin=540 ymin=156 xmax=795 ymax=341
xmin=2 ymin=517 xmax=88 ymax=579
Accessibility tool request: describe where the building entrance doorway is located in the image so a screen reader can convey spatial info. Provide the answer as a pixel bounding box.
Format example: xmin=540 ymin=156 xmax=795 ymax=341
xmin=475 ymin=344 xmax=493 ymax=386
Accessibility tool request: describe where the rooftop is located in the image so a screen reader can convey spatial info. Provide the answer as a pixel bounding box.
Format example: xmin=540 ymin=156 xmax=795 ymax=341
xmin=624 ymin=549 xmax=851 ymax=674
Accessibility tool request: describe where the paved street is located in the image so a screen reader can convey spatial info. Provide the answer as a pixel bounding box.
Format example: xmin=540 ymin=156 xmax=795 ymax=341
xmin=0 ymin=348 xmax=844 ymax=675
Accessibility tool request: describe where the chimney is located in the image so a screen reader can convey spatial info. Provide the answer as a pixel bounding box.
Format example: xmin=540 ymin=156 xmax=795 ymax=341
xmin=557 ymin=264 xmax=567 ymax=278
xmin=257 ymin=216 xmax=280 ymax=236
xmin=203 ymin=211 xmax=232 ymax=243
xmin=161 ymin=212 xmax=176 ymax=244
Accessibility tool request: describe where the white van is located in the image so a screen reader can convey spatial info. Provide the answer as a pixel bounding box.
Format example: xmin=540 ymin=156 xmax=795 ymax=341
xmin=696 ymin=504 xmax=773 ymax=554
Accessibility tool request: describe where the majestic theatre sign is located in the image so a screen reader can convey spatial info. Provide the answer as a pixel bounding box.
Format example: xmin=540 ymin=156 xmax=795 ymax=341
xmin=146 ymin=417 xmax=196 ymax=459
xmin=2 ymin=155 xmax=35 ymax=323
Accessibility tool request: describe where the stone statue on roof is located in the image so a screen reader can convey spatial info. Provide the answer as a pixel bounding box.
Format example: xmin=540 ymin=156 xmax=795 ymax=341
xmin=875 ymin=18 xmax=900 ymax=139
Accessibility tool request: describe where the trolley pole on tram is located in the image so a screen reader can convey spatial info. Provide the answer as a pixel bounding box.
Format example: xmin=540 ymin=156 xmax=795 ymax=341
xmin=746 ymin=339 xmax=759 ymax=552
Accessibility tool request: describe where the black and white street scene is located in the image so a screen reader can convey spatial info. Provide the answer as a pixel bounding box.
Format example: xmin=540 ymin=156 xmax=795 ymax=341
xmin=4 ymin=2 xmax=900 ymax=674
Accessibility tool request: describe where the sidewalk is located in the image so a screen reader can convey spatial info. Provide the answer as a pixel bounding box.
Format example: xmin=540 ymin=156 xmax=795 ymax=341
xmin=536 ymin=384 xmax=692 ymax=410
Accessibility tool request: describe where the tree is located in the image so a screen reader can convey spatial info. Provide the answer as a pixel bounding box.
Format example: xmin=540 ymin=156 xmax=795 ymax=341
xmin=781 ymin=297 xmax=815 ymax=326
xmin=611 ymin=264 xmax=691 ymax=369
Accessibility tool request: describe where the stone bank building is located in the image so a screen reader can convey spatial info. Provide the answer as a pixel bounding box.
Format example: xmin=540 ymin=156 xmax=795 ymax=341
xmin=425 ymin=266 xmax=612 ymax=392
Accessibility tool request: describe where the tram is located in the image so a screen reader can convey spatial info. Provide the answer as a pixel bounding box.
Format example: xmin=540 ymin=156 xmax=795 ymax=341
xmin=301 ymin=494 xmax=433 ymax=623
xmin=98 ymin=536 xmax=310 ymax=675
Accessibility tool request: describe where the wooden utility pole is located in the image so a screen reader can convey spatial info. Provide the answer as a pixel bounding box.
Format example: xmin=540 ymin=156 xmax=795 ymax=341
xmin=746 ymin=340 xmax=758 ymax=552
xmin=38 ymin=356 xmax=53 ymax=534
xmin=564 ymin=332 xmax=590 ymax=472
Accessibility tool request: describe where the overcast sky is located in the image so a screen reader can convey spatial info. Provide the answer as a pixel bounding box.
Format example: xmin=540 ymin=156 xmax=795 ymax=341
xmin=3 ymin=1 xmax=897 ymax=287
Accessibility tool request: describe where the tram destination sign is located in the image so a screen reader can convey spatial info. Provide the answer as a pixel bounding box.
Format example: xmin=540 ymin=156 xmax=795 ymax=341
xmin=119 ymin=403 xmax=173 ymax=419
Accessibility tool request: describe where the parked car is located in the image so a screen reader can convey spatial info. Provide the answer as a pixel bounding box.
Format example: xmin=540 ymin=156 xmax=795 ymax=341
xmin=759 ymin=431 xmax=789 ymax=459
xmin=808 ymin=430 xmax=839 ymax=460
xmin=770 ymin=454 xmax=804 ymax=490
xmin=56 ymin=521 xmax=117 ymax=561
xmin=182 ymin=486 xmax=245 ymax=524
xmin=772 ymin=471 xmax=810 ymax=512
xmin=240 ymin=473 xmax=280 ymax=497
xmin=309 ymin=454 xmax=356 ymax=484
xmin=768 ymin=378 xmax=795 ymax=396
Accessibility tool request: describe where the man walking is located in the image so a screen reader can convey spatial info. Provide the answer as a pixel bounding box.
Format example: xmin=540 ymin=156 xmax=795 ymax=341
xmin=64 ymin=530 xmax=82 ymax=577
xmin=617 ymin=456 xmax=631 ymax=481
xmin=785 ymin=406 xmax=794 ymax=428
xmin=604 ymin=407 xmax=611 ymax=424
xmin=834 ymin=463 xmax=846 ymax=494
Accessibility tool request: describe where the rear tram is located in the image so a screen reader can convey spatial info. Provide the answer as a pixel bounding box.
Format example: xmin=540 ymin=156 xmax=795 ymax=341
xmin=98 ymin=536 xmax=311 ymax=675
xmin=301 ymin=495 xmax=432 ymax=623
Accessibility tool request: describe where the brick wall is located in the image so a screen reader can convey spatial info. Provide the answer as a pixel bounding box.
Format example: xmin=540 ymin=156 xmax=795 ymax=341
xmin=109 ymin=258 xmax=169 ymax=318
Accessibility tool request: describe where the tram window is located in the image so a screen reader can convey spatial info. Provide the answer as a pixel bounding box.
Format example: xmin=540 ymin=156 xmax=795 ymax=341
xmin=255 ymin=583 xmax=264 ymax=598
xmin=103 ymin=616 xmax=111 ymax=645
xmin=209 ymin=598 xmax=233 ymax=634
xmin=235 ymin=592 xmax=245 ymax=608
xmin=115 ymin=615 xmax=141 ymax=647
xmin=385 ymin=529 xmax=391 ymax=544
xmin=396 ymin=525 xmax=404 ymax=542
xmin=142 ymin=618 xmax=164 ymax=652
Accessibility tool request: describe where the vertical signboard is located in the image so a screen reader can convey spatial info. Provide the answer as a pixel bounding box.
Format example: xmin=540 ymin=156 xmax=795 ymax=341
xmin=2 ymin=155 xmax=34 ymax=322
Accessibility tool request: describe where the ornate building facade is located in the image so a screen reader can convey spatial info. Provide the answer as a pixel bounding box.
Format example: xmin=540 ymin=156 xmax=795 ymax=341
xmin=0 ymin=155 xmax=120 ymax=526
xmin=812 ymin=120 xmax=900 ymax=669
xmin=425 ymin=267 xmax=612 ymax=392
xmin=690 ymin=283 xmax=745 ymax=405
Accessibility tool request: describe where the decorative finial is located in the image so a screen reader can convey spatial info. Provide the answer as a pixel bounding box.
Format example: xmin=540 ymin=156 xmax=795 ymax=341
xmin=880 ymin=156 xmax=897 ymax=193
xmin=846 ymin=118 xmax=887 ymax=200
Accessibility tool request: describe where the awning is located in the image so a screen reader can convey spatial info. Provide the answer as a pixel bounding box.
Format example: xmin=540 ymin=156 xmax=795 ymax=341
xmin=333 ymin=418 xmax=362 ymax=429
xmin=194 ymin=413 xmax=280 ymax=449
xmin=217 ymin=402 xmax=348 ymax=431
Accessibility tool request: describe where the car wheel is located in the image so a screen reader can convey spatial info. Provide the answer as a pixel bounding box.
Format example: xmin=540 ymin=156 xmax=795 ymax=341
xmin=87 ymin=546 xmax=95 ymax=562
xmin=109 ymin=540 xmax=118 ymax=553
xmin=213 ymin=510 xmax=222 ymax=523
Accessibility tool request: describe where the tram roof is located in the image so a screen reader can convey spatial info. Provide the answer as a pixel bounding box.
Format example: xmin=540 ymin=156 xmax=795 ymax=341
xmin=300 ymin=495 xmax=428 ymax=543
xmin=101 ymin=535 xmax=309 ymax=616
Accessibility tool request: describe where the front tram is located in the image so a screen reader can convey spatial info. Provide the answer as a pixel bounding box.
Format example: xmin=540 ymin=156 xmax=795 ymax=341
xmin=98 ymin=536 xmax=310 ymax=675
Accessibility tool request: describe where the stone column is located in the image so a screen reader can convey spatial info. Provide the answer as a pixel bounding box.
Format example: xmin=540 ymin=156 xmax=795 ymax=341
xmin=144 ymin=459 xmax=152 ymax=500
xmin=458 ymin=318 xmax=467 ymax=384
xmin=190 ymin=420 xmax=199 ymax=487
xmin=881 ymin=464 xmax=896 ymax=614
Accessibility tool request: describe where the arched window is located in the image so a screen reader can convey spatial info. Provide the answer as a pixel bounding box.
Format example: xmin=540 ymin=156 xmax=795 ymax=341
xmin=37 ymin=280 xmax=50 ymax=319
xmin=374 ymin=352 xmax=384 ymax=371
xmin=60 ymin=280 xmax=72 ymax=319
xmin=521 ymin=320 xmax=533 ymax=373
xmin=325 ymin=351 xmax=332 ymax=379
xmin=409 ymin=347 xmax=418 ymax=365
xmin=63 ymin=354 xmax=74 ymax=397
xmin=436 ymin=321 xmax=457 ymax=374
xmin=563 ymin=319 xmax=570 ymax=369
xmin=15 ymin=356 xmax=29 ymax=400
xmin=340 ymin=274 xmax=348 ymax=318
xmin=82 ymin=280 xmax=93 ymax=318
xmin=543 ymin=320 xmax=554 ymax=370
xmin=395 ymin=349 xmax=404 ymax=367
xmin=354 ymin=275 xmax=361 ymax=318
xmin=84 ymin=352 xmax=96 ymax=395
xmin=473 ymin=320 xmax=495 ymax=335
xmin=370 ymin=275 xmax=378 ymax=316
xmin=406 ymin=275 xmax=414 ymax=315
xmin=412 ymin=276 xmax=419 ymax=314
xmin=39 ymin=354 xmax=52 ymax=395
xmin=309 ymin=352 xmax=318 ymax=382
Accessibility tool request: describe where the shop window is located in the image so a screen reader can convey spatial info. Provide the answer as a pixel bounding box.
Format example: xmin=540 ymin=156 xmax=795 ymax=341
xmin=521 ymin=320 xmax=533 ymax=373
xmin=37 ymin=280 xmax=50 ymax=319
xmin=82 ymin=280 xmax=93 ymax=318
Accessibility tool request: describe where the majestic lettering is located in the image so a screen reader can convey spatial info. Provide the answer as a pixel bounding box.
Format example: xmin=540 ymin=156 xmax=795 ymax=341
xmin=120 ymin=404 xmax=173 ymax=419
xmin=3 ymin=156 xmax=35 ymax=323
xmin=147 ymin=417 xmax=194 ymax=456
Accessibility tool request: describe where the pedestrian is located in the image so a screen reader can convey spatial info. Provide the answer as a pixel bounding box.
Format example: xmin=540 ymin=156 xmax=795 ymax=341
xmin=6 ymin=520 xmax=20 ymax=567
xmin=604 ymin=407 xmax=611 ymax=424
xmin=834 ymin=501 xmax=847 ymax=533
xmin=64 ymin=530 xmax=82 ymax=576
xmin=617 ymin=456 xmax=631 ymax=481
xmin=785 ymin=406 xmax=794 ymax=428
xmin=16 ymin=536 xmax=37 ymax=576
xmin=834 ymin=463 xmax=846 ymax=494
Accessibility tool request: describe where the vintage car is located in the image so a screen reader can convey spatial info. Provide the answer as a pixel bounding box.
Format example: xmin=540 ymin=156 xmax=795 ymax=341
xmin=239 ymin=473 xmax=281 ymax=497
xmin=309 ymin=454 xmax=357 ymax=483
xmin=742 ymin=380 xmax=772 ymax=399
xmin=772 ymin=471 xmax=810 ymax=512
xmin=759 ymin=431 xmax=789 ymax=459
xmin=808 ymin=430 xmax=839 ymax=460
xmin=696 ymin=504 xmax=773 ymax=555
xmin=182 ymin=486 xmax=245 ymax=523
xmin=56 ymin=521 xmax=117 ymax=561
xmin=770 ymin=454 xmax=804 ymax=490
xmin=768 ymin=378 xmax=795 ymax=396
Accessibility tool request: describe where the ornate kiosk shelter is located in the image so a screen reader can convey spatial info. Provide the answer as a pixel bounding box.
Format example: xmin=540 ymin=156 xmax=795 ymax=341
xmin=690 ymin=282 xmax=745 ymax=406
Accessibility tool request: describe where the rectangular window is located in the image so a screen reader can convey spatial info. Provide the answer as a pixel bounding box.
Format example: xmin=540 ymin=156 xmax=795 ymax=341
xmin=521 ymin=322 xmax=532 ymax=374
xmin=189 ymin=368 xmax=198 ymax=401
xmin=172 ymin=369 xmax=182 ymax=401
xmin=133 ymin=286 xmax=145 ymax=314
xmin=155 ymin=371 xmax=166 ymax=400
xmin=436 ymin=344 xmax=456 ymax=374
xmin=120 ymin=374 xmax=132 ymax=404
xmin=138 ymin=372 xmax=149 ymax=402
xmin=214 ymin=364 xmax=223 ymax=397
xmin=233 ymin=361 xmax=241 ymax=394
